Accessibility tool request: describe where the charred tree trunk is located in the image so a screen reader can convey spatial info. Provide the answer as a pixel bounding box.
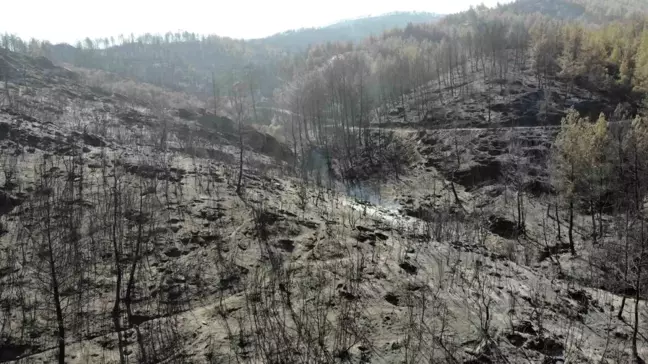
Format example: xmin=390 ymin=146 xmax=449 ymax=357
xmin=45 ymin=202 xmax=66 ymax=364
xmin=236 ymin=117 xmax=244 ymax=195
xmin=111 ymin=171 xmax=126 ymax=364
xmin=568 ymin=198 xmax=575 ymax=256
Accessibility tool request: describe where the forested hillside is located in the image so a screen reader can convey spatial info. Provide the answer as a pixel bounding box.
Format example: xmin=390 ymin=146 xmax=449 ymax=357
xmin=499 ymin=0 xmax=648 ymax=22
xmin=256 ymin=12 xmax=441 ymax=51
xmin=1 ymin=12 xmax=439 ymax=98
xmin=3 ymin=0 xmax=648 ymax=105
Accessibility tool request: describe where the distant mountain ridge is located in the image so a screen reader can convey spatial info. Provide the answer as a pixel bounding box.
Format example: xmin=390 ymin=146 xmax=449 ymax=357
xmin=498 ymin=0 xmax=648 ymax=23
xmin=254 ymin=11 xmax=442 ymax=51
xmin=10 ymin=0 xmax=647 ymax=104
xmin=37 ymin=11 xmax=443 ymax=97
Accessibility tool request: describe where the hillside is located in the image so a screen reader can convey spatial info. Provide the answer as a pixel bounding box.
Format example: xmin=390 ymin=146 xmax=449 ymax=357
xmin=499 ymin=0 xmax=648 ymax=23
xmin=5 ymin=0 xmax=645 ymax=103
xmin=257 ymin=12 xmax=441 ymax=51
xmin=22 ymin=12 xmax=439 ymax=98
xmin=4 ymin=1 xmax=648 ymax=363
xmin=2 ymin=23 xmax=648 ymax=363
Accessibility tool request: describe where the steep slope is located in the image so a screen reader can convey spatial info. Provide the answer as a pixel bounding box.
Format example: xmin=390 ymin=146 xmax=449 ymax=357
xmin=377 ymin=58 xmax=636 ymax=130
xmin=1 ymin=48 xmax=646 ymax=364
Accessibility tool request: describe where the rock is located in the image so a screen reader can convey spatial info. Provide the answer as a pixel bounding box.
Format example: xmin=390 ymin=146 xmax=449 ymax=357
xmin=614 ymin=330 xmax=629 ymax=340
xmin=219 ymin=266 xmax=248 ymax=290
xmin=275 ymin=239 xmax=295 ymax=253
xmin=355 ymin=233 xmax=376 ymax=243
xmin=506 ymin=333 xmax=527 ymax=347
xmin=256 ymin=211 xmax=283 ymax=225
xmin=514 ymin=321 xmax=537 ymax=336
xmin=163 ymin=283 xmax=184 ymax=301
xmin=356 ymin=225 xmax=373 ymax=233
xmin=164 ymin=247 xmax=183 ymax=258
xmin=384 ymin=293 xmax=400 ymax=306
xmin=299 ymin=220 xmax=319 ymax=229
xmin=199 ymin=208 xmax=225 ymax=222
xmin=339 ymin=290 xmax=357 ymax=300
xmin=399 ymin=261 xmax=418 ymax=275
xmin=375 ymin=232 xmax=389 ymax=240
xmin=278 ymin=209 xmax=297 ymax=218
xmin=487 ymin=215 xmax=523 ymax=239
xmin=0 ymin=190 xmax=22 ymax=216
xmin=406 ymin=282 xmax=423 ymax=291
xmin=130 ymin=314 xmax=157 ymax=326
xmin=567 ymin=289 xmax=591 ymax=313
xmin=525 ymin=336 xmax=564 ymax=357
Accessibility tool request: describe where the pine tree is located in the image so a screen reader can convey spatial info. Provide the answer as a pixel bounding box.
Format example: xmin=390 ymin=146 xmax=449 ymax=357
xmin=584 ymin=113 xmax=611 ymax=243
xmin=634 ymin=26 xmax=648 ymax=92
xmin=551 ymin=109 xmax=590 ymax=255
xmin=558 ymin=24 xmax=584 ymax=88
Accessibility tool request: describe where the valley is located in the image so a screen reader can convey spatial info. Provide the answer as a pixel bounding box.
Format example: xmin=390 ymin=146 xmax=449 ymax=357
xmin=2 ymin=1 xmax=648 ymax=363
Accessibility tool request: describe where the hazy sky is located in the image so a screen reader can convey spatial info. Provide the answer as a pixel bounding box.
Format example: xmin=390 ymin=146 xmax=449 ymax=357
xmin=5 ymin=0 xmax=511 ymax=44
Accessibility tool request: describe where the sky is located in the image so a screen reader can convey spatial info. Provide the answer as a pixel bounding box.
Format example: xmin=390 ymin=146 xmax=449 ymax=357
xmin=4 ymin=0 xmax=512 ymax=44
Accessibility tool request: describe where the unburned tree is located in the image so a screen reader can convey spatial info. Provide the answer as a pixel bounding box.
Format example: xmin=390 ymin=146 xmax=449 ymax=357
xmin=551 ymin=109 xmax=589 ymax=255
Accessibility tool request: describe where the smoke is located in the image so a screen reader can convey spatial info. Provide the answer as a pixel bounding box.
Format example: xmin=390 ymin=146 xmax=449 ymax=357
xmin=306 ymin=147 xmax=402 ymax=211
xmin=346 ymin=181 xmax=399 ymax=210
xmin=304 ymin=146 xmax=335 ymax=188
xmin=346 ymin=182 xmax=379 ymax=204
